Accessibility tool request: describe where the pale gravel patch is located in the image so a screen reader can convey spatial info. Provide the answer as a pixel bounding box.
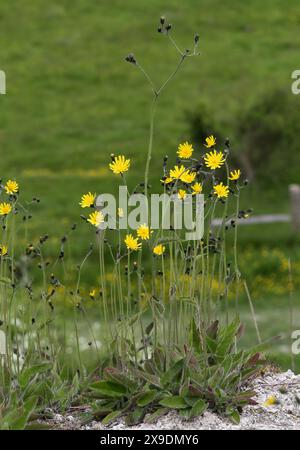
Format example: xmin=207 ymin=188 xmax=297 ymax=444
xmin=44 ymin=370 xmax=300 ymax=430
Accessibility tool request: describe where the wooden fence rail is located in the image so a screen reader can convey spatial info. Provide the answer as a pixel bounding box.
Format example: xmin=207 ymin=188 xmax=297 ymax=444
xmin=212 ymin=184 xmax=300 ymax=232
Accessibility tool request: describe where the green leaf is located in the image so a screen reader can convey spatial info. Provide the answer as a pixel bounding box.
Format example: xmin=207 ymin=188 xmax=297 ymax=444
xmin=217 ymin=317 xmax=240 ymax=357
xmin=159 ymin=395 xmax=188 ymax=409
xmin=153 ymin=348 xmax=165 ymax=372
xmin=190 ymin=319 xmax=202 ymax=353
xmin=125 ymin=407 xmax=145 ymax=426
xmin=190 ymin=399 xmax=208 ymax=418
xmin=19 ymin=363 xmax=52 ymax=389
xmin=90 ymin=381 xmax=127 ymax=398
xmin=137 ymin=390 xmax=158 ymax=407
xmin=145 ymin=408 xmax=168 ymax=423
xmin=226 ymin=407 xmax=240 ymax=424
xmin=206 ymin=336 xmax=217 ymax=354
xmin=102 ymin=410 xmax=122 ymax=425
xmin=160 ymin=358 xmax=185 ymax=387
xmin=104 ymin=368 xmax=137 ymax=391
xmin=135 ymin=369 xmax=161 ymax=388
xmin=3 ymin=397 xmax=38 ymax=430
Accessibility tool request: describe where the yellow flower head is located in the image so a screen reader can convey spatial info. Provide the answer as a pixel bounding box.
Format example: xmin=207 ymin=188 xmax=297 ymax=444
xmin=0 ymin=245 xmax=8 ymax=256
xmin=229 ymin=169 xmax=241 ymax=181
xmin=87 ymin=211 xmax=104 ymax=227
xmin=177 ymin=141 xmax=194 ymax=159
xmin=0 ymin=202 xmax=12 ymax=216
xmin=137 ymin=224 xmax=152 ymax=240
xmin=213 ymin=182 xmax=229 ymax=199
xmin=263 ymin=395 xmax=278 ymax=407
xmin=124 ymin=234 xmax=141 ymax=251
xmin=177 ymin=189 xmax=187 ymax=200
xmin=160 ymin=176 xmax=173 ymax=185
xmin=169 ymin=165 xmax=186 ymax=180
xmin=79 ymin=192 xmax=96 ymax=208
xmin=117 ymin=207 xmax=124 ymax=218
xmin=204 ymin=150 xmax=225 ymax=170
xmin=192 ymin=182 xmax=202 ymax=195
xmin=5 ymin=180 xmax=19 ymax=195
xmin=204 ymin=135 xmax=216 ymax=148
xmin=181 ymin=170 xmax=196 ymax=184
xmin=153 ymin=244 xmax=165 ymax=256
xmin=109 ymin=155 xmax=131 ymax=175
xmin=89 ymin=289 xmax=96 ymax=299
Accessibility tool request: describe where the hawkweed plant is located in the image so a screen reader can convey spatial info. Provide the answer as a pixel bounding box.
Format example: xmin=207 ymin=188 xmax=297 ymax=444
xmin=0 ymin=18 xmax=268 ymax=429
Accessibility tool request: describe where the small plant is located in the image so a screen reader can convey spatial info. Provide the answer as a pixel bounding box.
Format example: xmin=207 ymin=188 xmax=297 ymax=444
xmin=86 ymin=318 xmax=263 ymax=425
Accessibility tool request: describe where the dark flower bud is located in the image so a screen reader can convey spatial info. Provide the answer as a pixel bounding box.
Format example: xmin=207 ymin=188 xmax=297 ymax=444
xmin=160 ymin=16 xmax=165 ymax=25
xmin=157 ymin=27 xmax=162 ymax=33
xmin=125 ymin=53 xmax=136 ymax=64
xmin=194 ymin=33 xmax=199 ymax=43
xmin=225 ymin=138 xmax=230 ymax=147
xmin=166 ymin=23 xmax=172 ymax=31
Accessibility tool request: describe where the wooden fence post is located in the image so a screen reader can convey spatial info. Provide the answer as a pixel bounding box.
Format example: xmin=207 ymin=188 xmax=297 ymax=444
xmin=289 ymin=184 xmax=300 ymax=232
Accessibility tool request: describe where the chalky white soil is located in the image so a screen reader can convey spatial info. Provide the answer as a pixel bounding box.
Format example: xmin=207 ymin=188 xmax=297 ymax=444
xmin=47 ymin=370 xmax=300 ymax=430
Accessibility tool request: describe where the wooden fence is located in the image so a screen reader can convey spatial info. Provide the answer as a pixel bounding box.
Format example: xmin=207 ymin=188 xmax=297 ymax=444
xmin=212 ymin=184 xmax=300 ymax=232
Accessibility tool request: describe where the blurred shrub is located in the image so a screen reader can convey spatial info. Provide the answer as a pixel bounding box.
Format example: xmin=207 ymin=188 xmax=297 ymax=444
xmin=188 ymin=90 xmax=300 ymax=186
xmin=186 ymin=101 xmax=222 ymax=146
xmin=236 ymin=89 xmax=300 ymax=185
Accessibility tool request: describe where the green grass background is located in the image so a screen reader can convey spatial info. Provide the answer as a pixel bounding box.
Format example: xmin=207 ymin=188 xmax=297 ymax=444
xmin=1 ymin=0 xmax=300 ymax=371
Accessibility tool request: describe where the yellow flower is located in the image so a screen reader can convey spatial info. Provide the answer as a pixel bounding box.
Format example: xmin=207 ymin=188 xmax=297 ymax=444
xmin=160 ymin=176 xmax=173 ymax=185
xmin=109 ymin=155 xmax=131 ymax=175
xmin=124 ymin=234 xmax=141 ymax=251
xmin=89 ymin=289 xmax=96 ymax=299
xmin=181 ymin=171 xmax=196 ymax=184
xmin=117 ymin=207 xmax=124 ymax=218
xmin=263 ymin=395 xmax=278 ymax=407
xmin=204 ymin=150 xmax=225 ymax=170
xmin=169 ymin=165 xmax=186 ymax=180
xmin=79 ymin=192 xmax=96 ymax=208
xmin=0 ymin=202 xmax=12 ymax=216
xmin=213 ymin=182 xmax=229 ymax=198
xmin=177 ymin=189 xmax=187 ymax=200
xmin=0 ymin=245 xmax=8 ymax=256
xmin=5 ymin=180 xmax=19 ymax=195
xmin=137 ymin=224 xmax=152 ymax=240
xmin=192 ymin=182 xmax=202 ymax=195
xmin=87 ymin=211 xmax=104 ymax=227
xmin=229 ymin=169 xmax=241 ymax=181
xmin=153 ymin=244 xmax=165 ymax=256
xmin=204 ymin=135 xmax=216 ymax=148
xmin=177 ymin=141 xmax=194 ymax=159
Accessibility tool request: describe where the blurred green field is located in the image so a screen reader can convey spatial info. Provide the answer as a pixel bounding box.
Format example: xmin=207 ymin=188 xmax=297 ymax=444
xmin=1 ymin=0 xmax=300 ymax=372
xmin=1 ymin=0 xmax=299 ymax=232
